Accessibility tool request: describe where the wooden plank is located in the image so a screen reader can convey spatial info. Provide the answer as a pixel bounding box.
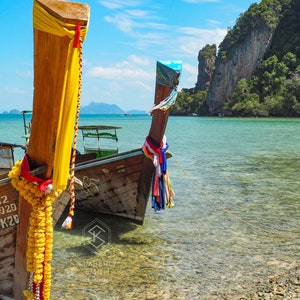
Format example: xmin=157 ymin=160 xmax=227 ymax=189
xmin=52 ymin=192 xmax=70 ymax=226
xmin=27 ymin=30 xmax=72 ymax=177
xmin=36 ymin=0 xmax=89 ymax=25
xmin=0 ymin=183 xmax=19 ymax=298
xmin=13 ymin=198 xmax=31 ymax=300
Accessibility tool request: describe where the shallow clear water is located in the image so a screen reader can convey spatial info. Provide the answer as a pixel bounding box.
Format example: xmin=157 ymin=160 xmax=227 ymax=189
xmin=1 ymin=115 xmax=300 ymax=299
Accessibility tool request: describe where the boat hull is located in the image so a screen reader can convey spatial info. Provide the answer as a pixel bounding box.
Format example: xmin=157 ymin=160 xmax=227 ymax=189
xmin=0 ymin=172 xmax=19 ymax=298
xmin=0 ymin=169 xmax=70 ymax=299
xmin=74 ymin=148 xmax=152 ymax=224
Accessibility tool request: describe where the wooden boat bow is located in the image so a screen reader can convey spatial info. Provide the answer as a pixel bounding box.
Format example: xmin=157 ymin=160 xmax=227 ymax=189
xmin=36 ymin=0 xmax=89 ymax=25
xmin=2 ymin=0 xmax=182 ymax=298
xmin=11 ymin=1 xmax=90 ymax=299
xmin=72 ymin=61 xmax=182 ymax=224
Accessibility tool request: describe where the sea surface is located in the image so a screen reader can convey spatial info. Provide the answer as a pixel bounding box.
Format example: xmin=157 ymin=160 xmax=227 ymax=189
xmin=1 ymin=114 xmax=300 ymax=299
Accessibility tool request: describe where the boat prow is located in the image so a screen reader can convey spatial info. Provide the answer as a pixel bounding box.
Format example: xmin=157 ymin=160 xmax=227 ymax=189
xmin=71 ymin=60 xmax=182 ymax=224
xmin=0 ymin=0 xmax=181 ymax=298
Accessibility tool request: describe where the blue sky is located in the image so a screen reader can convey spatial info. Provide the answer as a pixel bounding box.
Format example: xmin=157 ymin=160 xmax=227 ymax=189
xmin=0 ymin=0 xmax=256 ymax=113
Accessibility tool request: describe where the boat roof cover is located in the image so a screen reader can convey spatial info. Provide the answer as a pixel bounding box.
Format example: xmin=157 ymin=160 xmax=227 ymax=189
xmin=78 ymin=125 xmax=122 ymax=130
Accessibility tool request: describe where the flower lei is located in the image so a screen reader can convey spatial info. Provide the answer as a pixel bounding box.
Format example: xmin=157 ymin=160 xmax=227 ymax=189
xmin=9 ymin=159 xmax=61 ymax=300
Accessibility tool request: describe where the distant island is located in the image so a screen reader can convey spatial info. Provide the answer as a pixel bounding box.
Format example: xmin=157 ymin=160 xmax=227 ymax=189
xmin=1 ymin=102 xmax=147 ymax=115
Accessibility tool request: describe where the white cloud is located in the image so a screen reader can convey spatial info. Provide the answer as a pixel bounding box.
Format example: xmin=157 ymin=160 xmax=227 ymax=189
xmin=103 ymin=2 xmax=227 ymax=57
xmin=99 ymin=0 xmax=141 ymax=9
xmin=183 ymin=62 xmax=198 ymax=76
xmin=177 ymin=27 xmax=227 ymax=56
xmin=88 ymin=66 xmax=146 ymax=79
xmin=104 ymin=9 xmax=159 ymax=33
xmin=16 ymin=70 xmax=32 ymax=78
xmin=87 ymin=55 xmax=153 ymax=81
xmin=105 ymin=14 xmax=134 ymax=33
xmin=125 ymin=54 xmax=152 ymax=66
xmin=125 ymin=9 xmax=149 ymax=18
xmin=4 ymin=87 xmax=27 ymax=95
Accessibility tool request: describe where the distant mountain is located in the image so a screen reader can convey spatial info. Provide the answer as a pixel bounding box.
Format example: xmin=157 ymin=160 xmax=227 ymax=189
xmin=126 ymin=109 xmax=148 ymax=115
xmin=80 ymin=102 xmax=125 ymax=114
xmin=1 ymin=102 xmax=147 ymax=115
xmin=80 ymin=102 xmax=147 ymax=114
xmin=1 ymin=109 xmax=21 ymax=114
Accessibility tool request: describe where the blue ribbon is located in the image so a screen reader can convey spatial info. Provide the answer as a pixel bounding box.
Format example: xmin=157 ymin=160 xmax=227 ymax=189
xmin=152 ymin=176 xmax=165 ymax=211
xmin=160 ymin=142 xmax=169 ymax=174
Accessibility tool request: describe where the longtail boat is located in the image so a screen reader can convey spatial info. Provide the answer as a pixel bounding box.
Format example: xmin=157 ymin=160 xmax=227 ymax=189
xmin=72 ymin=60 xmax=181 ymax=224
xmin=0 ymin=143 xmax=25 ymax=298
xmin=1 ymin=0 xmax=90 ymax=299
xmin=0 ymin=143 xmax=68 ymax=298
xmin=0 ymin=0 xmax=181 ymax=299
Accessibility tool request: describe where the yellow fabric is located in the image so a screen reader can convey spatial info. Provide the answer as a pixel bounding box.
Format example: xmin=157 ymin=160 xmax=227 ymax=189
xmin=33 ymin=0 xmax=89 ymax=190
xmin=33 ymin=1 xmax=88 ymax=39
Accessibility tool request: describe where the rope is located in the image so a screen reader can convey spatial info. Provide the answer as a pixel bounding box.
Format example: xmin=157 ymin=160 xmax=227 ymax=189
xmin=171 ymin=153 xmax=297 ymax=239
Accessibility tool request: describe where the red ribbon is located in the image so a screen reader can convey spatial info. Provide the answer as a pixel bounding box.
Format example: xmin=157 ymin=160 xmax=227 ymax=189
xmin=73 ymin=24 xmax=81 ymax=48
xmin=146 ymin=136 xmax=163 ymax=164
xmin=21 ymin=154 xmax=52 ymax=192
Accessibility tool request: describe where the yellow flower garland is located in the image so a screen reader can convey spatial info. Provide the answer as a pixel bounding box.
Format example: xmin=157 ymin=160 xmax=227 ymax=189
xmin=9 ymin=160 xmax=61 ymax=300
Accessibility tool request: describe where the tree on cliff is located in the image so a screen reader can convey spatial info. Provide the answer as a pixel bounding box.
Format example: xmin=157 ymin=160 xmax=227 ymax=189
xmin=170 ymin=90 xmax=208 ymax=116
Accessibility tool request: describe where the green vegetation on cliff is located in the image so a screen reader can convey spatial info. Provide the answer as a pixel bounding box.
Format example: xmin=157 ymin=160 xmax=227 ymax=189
xmin=225 ymin=52 xmax=300 ymax=116
xmin=173 ymin=0 xmax=300 ymax=117
xmin=220 ymin=0 xmax=290 ymax=52
xmin=171 ymin=90 xmax=208 ymax=116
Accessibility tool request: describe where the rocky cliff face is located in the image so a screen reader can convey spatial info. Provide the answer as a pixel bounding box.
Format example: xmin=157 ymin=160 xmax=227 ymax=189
xmin=195 ymin=45 xmax=216 ymax=91
xmin=206 ymin=24 xmax=275 ymax=115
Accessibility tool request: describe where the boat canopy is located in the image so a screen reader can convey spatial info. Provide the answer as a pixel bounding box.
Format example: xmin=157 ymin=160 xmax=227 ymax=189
xmin=78 ymin=125 xmax=122 ymax=158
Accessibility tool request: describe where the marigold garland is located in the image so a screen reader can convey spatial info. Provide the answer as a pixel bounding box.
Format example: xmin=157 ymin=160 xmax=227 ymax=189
xmin=8 ymin=160 xmax=60 ymax=300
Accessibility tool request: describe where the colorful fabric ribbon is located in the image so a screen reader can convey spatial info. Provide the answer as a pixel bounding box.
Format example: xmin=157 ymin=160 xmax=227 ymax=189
xmin=148 ymin=87 xmax=178 ymax=114
xmin=21 ymin=154 xmax=52 ymax=192
xmin=143 ymin=135 xmax=174 ymax=211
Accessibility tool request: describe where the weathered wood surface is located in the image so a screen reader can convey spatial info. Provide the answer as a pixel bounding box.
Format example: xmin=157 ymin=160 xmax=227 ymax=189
xmin=27 ymin=0 xmax=89 ymax=177
xmin=0 ymin=172 xmax=70 ymax=299
xmin=74 ymin=79 xmax=177 ymax=223
xmin=75 ymin=149 xmax=146 ymax=223
xmin=136 ymin=80 xmax=178 ymax=221
xmin=0 ymin=177 xmax=19 ymax=298
xmin=37 ymin=0 xmax=89 ymax=26
xmin=75 ymin=63 xmax=180 ymax=224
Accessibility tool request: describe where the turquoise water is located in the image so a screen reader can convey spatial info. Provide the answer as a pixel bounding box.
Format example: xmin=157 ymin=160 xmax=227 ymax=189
xmin=1 ymin=114 xmax=300 ymax=299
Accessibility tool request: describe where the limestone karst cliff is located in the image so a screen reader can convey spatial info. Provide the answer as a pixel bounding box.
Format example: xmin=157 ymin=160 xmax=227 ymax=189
xmin=206 ymin=24 xmax=274 ymax=114
xmin=195 ymin=45 xmax=216 ymax=91
xmin=193 ymin=0 xmax=298 ymax=116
